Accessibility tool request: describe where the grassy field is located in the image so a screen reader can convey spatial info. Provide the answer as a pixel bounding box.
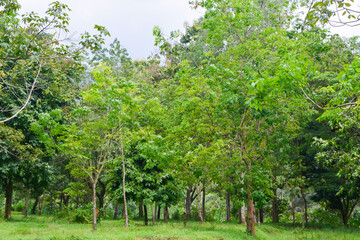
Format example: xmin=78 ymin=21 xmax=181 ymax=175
xmin=1 ymin=213 xmax=359 ymax=240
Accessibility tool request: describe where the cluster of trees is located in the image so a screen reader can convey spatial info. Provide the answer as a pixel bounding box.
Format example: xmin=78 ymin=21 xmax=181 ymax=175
xmin=1 ymin=0 xmax=360 ymax=236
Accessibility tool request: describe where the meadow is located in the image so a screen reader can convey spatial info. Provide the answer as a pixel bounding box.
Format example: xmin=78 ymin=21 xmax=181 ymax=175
xmin=1 ymin=212 xmax=359 ymax=240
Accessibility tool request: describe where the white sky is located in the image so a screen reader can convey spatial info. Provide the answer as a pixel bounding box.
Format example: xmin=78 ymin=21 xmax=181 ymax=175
xmin=17 ymin=1 xmax=358 ymax=59
xmin=18 ymin=0 xmax=204 ymax=59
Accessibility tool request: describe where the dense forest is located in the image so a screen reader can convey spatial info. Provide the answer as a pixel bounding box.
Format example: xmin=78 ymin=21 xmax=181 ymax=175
xmin=1 ymin=0 xmax=360 ymax=238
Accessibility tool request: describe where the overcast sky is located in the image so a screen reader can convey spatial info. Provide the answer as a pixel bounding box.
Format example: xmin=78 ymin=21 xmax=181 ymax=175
xmin=17 ymin=1 xmax=357 ymax=59
xmin=18 ymin=0 xmax=204 ymax=59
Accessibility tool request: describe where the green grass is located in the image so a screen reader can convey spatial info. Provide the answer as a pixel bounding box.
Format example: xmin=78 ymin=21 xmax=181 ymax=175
xmin=0 ymin=212 xmax=359 ymax=240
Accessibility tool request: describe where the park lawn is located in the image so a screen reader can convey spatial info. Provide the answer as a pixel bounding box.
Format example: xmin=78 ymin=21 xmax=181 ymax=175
xmin=0 ymin=213 xmax=359 ymax=240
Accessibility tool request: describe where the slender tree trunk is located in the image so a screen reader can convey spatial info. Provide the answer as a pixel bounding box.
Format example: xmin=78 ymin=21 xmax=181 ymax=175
xmin=302 ymin=205 xmax=305 ymax=229
xmin=183 ymin=201 xmax=187 ymax=227
xmin=113 ymin=202 xmax=119 ymax=219
xmin=24 ymin=188 xmax=29 ymax=218
xmin=92 ymin=183 xmax=97 ymax=231
xmin=186 ymin=188 xmax=191 ymax=218
xmin=226 ymin=192 xmax=231 ymax=221
xmin=292 ymin=208 xmax=295 ymax=223
xmin=76 ymin=197 xmax=80 ymax=209
xmin=246 ymin=162 xmax=255 ymax=236
xmin=202 ymin=184 xmax=205 ymax=221
xmin=139 ymin=199 xmax=144 ymax=217
xmin=238 ymin=206 xmax=242 ymax=223
xmin=121 ymin=145 xmax=129 ymax=228
xmin=38 ymin=195 xmax=44 ymax=216
xmin=157 ymin=205 xmax=161 ymax=220
xmin=31 ymin=195 xmax=39 ymax=215
xmin=64 ymin=194 xmax=70 ymax=207
xmin=246 ymin=193 xmax=255 ymax=235
xmin=155 ymin=205 xmax=158 ymax=220
xmin=4 ymin=179 xmax=13 ymax=220
xmin=59 ymin=193 xmax=63 ymax=212
xmin=240 ymin=204 xmax=246 ymax=224
xmin=49 ymin=192 xmax=53 ymax=214
xmin=197 ymin=184 xmax=203 ymax=225
xmin=144 ymin=204 xmax=148 ymax=225
xmin=151 ymin=204 xmax=155 ymax=225
xmin=260 ymin=208 xmax=264 ymax=223
xmin=272 ymin=188 xmax=279 ymax=223
xmin=164 ymin=206 xmax=168 ymax=223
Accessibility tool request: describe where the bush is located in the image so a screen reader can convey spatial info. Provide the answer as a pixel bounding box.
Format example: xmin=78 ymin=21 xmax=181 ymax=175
xmin=309 ymin=208 xmax=341 ymax=225
xmin=56 ymin=205 xmax=94 ymax=224
xmin=14 ymin=202 xmax=25 ymax=212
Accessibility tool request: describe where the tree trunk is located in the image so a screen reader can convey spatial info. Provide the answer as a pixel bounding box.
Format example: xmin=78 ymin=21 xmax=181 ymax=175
xmin=157 ymin=205 xmax=161 ymax=219
xmin=240 ymin=204 xmax=246 ymax=224
xmin=164 ymin=206 xmax=168 ymax=223
xmin=197 ymin=184 xmax=203 ymax=225
xmin=31 ymin=195 xmax=39 ymax=215
xmin=144 ymin=204 xmax=148 ymax=225
xmin=260 ymin=208 xmax=264 ymax=223
xmin=151 ymin=204 xmax=155 ymax=225
xmin=92 ymin=183 xmax=97 ymax=231
xmin=292 ymin=208 xmax=295 ymax=223
xmin=121 ymin=145 xmax=129 ymax=228
xmin=76 ymin=196 xmax=80 ymax=209
xmin=59 ymin=193 xmax=63 ymax=212
xmin=183 ymin=200 xmax=187 ymax=227
xmin=64 ymin=194 xmax=70 ymax=207
xmin=38 ymin=195 xmax=44 ymax=216
xmin=186 ymin=188 xmax=191 ymax=218
xmin=139 ymin=199 xmax=144 ymax=217
xmin=246 ymin=173 xmax=255 ymax=236
xmin=302 ymin=205 xmax=305 ymax=229
xmin=272 ymin=188 xmax=279 ymax=223
xmin=226 ymin=192 xmax=231 ymax=221
xmin=24 ymin=188 xmax=29 ymax=218
xmin=155 ymin=205 xmax=158 ymax=220
xmin=246 ymin=195 xmax=255 ymax=235
xmin=202 ymin=184 xmax=205 ymax=221
xmin=113 ymin=202 xmax=119 ymax=219
xmin=4 ymin=179 xmax=13 ymax=220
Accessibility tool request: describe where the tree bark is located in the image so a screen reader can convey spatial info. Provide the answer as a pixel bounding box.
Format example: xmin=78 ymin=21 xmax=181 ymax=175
xmin=272 ymin=188 xmax=279 ymax=223
xmin=183 ymin=203 xmax=187 ymax=227
xmin=139 ymin=199 xmax=144 ymax=217
xmin=226 ymin=192 xmax=231 ymax=221
xmin=64 ymin=194 xmax=70 ymax=207
xmin=186 ymin=188 xmax=191 ymax=218
xmin=154 ymin=205 xmax=158 ymax=220
xmin=151 ymin=204 xmax=155 ymax=225
xmin=4 ymin=179 xmax=13 ymax=220
xmin=197 ymin=184 xmax=203 ymax=225
xmin=144 ymin=204 xmax=148 ymax=225
xmin=246 ymin=163 xmax=255 ymax=236
xmin=24 ymin=188 xmax=29 ymax=218
xmin=38 ymin=195 xmax=44 ymax=216
xmin=157 ymin=205 xmax=161 ymax=220
xmin=164 ymin=206 xmax=168 ymax=223
xmin=121 ymin=145 xmax=129 ymax=228
xmin=92 ymin=183 xmax=97 ymax=231
xmin=202 ymin=184 xmax=205 ymax=221
xmin=246 ymin=194 xmax=255 ymax=236
xmin=113 ymin=202 xmax=119 ymax=219
xmin=59 ymin=193 xmax=63 ymax=212
xmin=260 ymin=208 xmax=264 ymax=223
xmin=31 ymin=195 xmax=39 ymax=215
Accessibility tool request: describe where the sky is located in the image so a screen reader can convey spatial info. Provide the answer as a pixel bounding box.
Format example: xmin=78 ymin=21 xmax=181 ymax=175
xmin=18 ymin=0 xmax=205 ymax=59
xmin=17 ymin=1 xmax=358 ymax=59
